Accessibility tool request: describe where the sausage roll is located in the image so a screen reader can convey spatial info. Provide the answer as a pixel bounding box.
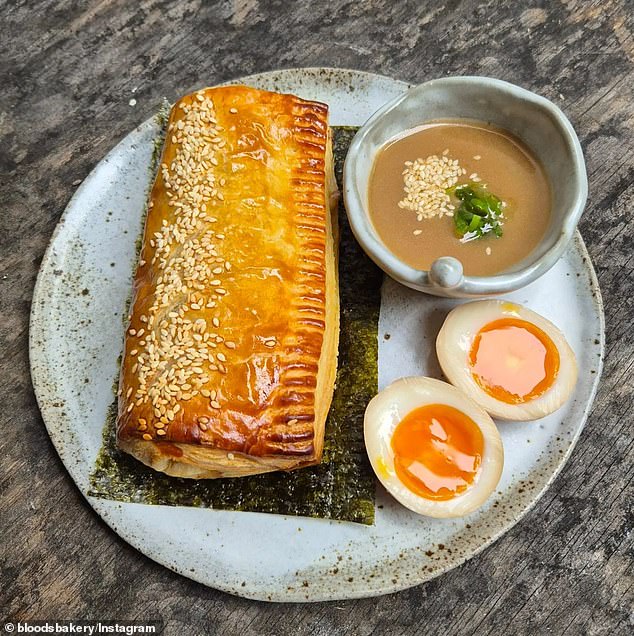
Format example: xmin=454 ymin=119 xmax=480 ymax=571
xmin=116 ymin=85 xmax=339 ymax=478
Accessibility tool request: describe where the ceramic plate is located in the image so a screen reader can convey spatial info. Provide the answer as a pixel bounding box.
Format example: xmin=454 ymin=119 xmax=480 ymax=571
xmin=29 ymin=68 xmax=604 ymax=602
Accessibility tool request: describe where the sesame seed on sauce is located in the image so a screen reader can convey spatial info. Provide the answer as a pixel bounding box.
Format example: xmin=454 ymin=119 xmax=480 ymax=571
xmin=126 ymin=92 xmax=234 ymax=431
xmin=398 ymin=154 xmax=464 ymax=220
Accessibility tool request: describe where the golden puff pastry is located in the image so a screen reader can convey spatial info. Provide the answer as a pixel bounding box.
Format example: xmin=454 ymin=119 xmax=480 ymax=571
xmin=116 ymin=85 xmax=339 ymax=478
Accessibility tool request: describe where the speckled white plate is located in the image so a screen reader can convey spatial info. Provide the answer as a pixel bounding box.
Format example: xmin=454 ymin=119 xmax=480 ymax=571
xmin=29 ymin=68 xmax=604 ymax=602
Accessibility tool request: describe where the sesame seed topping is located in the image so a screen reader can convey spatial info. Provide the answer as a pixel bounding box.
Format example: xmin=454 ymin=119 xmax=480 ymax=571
xmin=486 ymin=246 xmax=492 ymax=255
xmin=125 ymin=91 xmax=244 ymax=430
xmin=210 ymin=400 xmax=221 ymax=409
xmin=398 ymin=154 xmax=465 ymax=220
xmin=229 ymin=108 xmax=238 ymax=114
xmin=157 ymin=429 xmax=167 ymax=436
xmin=142 ymin=433 xmax=152 ymax=441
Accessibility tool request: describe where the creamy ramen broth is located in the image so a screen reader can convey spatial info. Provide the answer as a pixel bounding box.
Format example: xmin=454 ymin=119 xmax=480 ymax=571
xmin=367 ymin=120 xmax=552 ymax=276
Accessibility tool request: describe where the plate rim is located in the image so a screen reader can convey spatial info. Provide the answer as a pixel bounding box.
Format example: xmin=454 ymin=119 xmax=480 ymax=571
xmin=29 ymin=67 xmax=605 ymax=602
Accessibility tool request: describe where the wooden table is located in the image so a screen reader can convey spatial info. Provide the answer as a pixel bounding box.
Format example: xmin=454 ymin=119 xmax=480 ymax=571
xmin=2 ymin=1 xmax=632 ymax=634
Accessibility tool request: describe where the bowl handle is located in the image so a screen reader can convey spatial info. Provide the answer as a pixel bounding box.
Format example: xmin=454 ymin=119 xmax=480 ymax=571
xmin=429 ymin=257 xmax=464 ymax=289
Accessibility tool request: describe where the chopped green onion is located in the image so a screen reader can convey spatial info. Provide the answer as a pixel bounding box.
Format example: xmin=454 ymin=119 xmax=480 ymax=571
xmin=448 ymin=182 xmax=505 ymax=242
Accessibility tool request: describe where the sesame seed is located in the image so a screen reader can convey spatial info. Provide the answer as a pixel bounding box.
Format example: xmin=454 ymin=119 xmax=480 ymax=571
xmin=229 ymin=108 xmax=238 ymax=114
xmin=210 ymin=400 xmax=221 ymax=409
xmin=216 ymin=352 xmax=226 ymax=362
xmin=142 ymin=433 xmax=152 ymax=441
xmin=157 ymin=429 xmax=167 ymax=436
xmin=227 ymin=453 xmax=235 ymax=460
xmin=264 ymin=340 xmax=276 ymax=348
xmin=486 ymin=247 xmax=492 ymax=255
xmin=473 ymin=155 xmax=481 ymax=160
xmin=398 ymin=154 xmax=464 ymax=220
xmin=125 ymin=91 xmax=242 ymax=418
xmin=199 ymin=416 xmax=210 ymax=424
xmin=225 ymin=341 xmax=236 ymax=349
xmin=413 ymin=229 xmax=423 ymax=236
xmin=127 ymin=403 xmax=134 ymax=413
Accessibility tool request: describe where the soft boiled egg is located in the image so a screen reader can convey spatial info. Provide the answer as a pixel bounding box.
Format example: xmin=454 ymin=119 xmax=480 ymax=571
xmin=364 ymin=377 xmax=503 ymax=518
xmin=436 ymin=300 xmax=578 ymax=421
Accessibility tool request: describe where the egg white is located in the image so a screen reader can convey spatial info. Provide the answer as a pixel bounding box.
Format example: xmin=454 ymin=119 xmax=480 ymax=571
xmin=436 ymin=300 xmax=578 ymax=421
xmin=364 ymin=376 xmax=504 ymax=518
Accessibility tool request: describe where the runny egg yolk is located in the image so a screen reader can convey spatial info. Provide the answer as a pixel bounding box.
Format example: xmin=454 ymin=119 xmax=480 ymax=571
xmin=391 ymin=404 xmax=484 ymax=501
xmin=469 ymin=318 xmax=560 ymax=404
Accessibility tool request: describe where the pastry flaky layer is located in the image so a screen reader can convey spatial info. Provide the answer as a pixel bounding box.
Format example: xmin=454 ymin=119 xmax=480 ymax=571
xmin=117 ymin=85 xmax=340 ymax=478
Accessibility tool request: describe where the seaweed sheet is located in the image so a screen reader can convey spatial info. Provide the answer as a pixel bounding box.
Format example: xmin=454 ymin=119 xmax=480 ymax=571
xmin=89 ymin=126 xmax=381 ymax=525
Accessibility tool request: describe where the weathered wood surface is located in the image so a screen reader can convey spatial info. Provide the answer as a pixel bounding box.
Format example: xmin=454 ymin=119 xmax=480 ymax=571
xmin=1 ymin=0 xmax=632 ymax=634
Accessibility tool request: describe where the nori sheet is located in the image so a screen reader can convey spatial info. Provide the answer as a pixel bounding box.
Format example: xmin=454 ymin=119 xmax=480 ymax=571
xmin=88 ymin=126 xmax=381 ymax=525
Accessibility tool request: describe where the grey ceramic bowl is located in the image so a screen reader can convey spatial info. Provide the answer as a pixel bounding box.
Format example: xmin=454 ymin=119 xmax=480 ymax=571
xmin=343 ymin=76 xmax=588 ymax=297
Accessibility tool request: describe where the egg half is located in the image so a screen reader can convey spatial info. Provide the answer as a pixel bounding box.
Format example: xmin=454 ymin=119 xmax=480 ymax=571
xmin=364 ymin=377 xmax=504 ymax=518
xmin=436 ymin=300 xmax=578 ymax=421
